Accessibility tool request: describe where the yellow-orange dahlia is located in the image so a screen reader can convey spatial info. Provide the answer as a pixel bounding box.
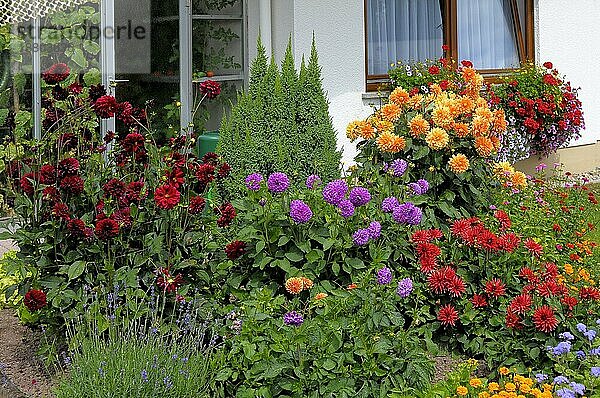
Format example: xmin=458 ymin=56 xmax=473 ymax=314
xmin=409 ymin=114 xmax=430 ymax=137
xmin=511 ymin=171 xmax=527 ymax=188
xmin=346 ymin=120 xmax=361 ymax=141
xmin=300 ymin=277 xmax=313 ymax=289
xmin=448 ymin=153 xmax=470 ymax=173
xmin=376 ymin=131 xmax=406 ymax=153
xmin=493 ymin=161 xmax=514 ymax=176
xmin=314 ymin=292 xmax=328 ymax=300
xmin=472 ymin=116 xmax=491 ymax=137
xmin=475 ymin=136 xmax=495 ymax=157
xmin=379 ymin=103 xmax=401 ymax=122
xmin=453 ymin=122 xmax=470 ymax=138
xmin=408 ymin=94 xmax=424 ymax=109
xmin=432 ymin=106 xmax=454 ymax=129
xmin=492 ymin=109 xmax=508 ymax=133
xmin=389 ymin=87 xmax=409 ymax=106
xmin=358 ymin=121 xmax=376 ymax=140
xmin=425 ymin=127 xmax=449 ymax=150
xmin=285 ymin=277 xmax=304 ymax=294
xmin=375 ymin=119 xmax=395 ymax=134
xmin=456 ymin=386 xmax=468 ymax=396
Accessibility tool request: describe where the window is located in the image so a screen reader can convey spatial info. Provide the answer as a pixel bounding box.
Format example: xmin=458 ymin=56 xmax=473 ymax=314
xmin=365 ymin=0 xmax=535 ymax=90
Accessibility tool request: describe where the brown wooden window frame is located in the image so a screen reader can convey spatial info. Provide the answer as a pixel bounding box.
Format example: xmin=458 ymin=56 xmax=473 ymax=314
xmin=364 ymin=0 xmax=535 ymax=92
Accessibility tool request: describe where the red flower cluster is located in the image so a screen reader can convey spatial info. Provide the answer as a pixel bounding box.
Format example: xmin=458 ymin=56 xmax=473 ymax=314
xmin=154 ymin=185 xmax=181 ymax=210
xmin=225 ymin=240 xmax=247 ymax=260
xmin=451 ymin=217 xmax=521 ymax=253
xmin=215 ymin=202 xmax=236 ymax=227
xmin=437 ymin=304 xmax=459 ymax=327
xmin=42 ymin=63 xmax=70 ymax=84
xmin=24 ymin=289 xmax=47 ymax=311
xmin=199 ymin=80 xmax=221 ymax=99
xmin=427 ymin=266 xmax=466 ymax=297
xmin=411 ymin=229 xmax=443 ymax=272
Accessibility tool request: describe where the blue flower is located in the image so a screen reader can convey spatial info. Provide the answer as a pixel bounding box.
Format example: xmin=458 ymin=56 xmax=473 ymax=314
xmin=555 ymin=388 xmax=576 ymax=398
xmin=141 ymin=369 xmax=148 ymax=382
xmin=552 ymin=341 xmax=572 ymax=355
xmin=554 ymin=375 xmax=570 ymax=385
xmin=576 ymin=323 xmax=587 ymax=333
xmin=569 ymin=382 xmax=585 ymax=395
xmin=576 ymin=350 xmax=586 ymax=359
xmin=596 ymin=319 xmax=600 ymax=326
xmin=590 ymin=347 xmax=600 ymax=356
xmin=559 ymin=331 xmax=575 ymax=341
xmin=535 ymin=373 xmax=548 ymax=383
xmin=591 ymin=367 xmax=600 ymax=377
xmin=584 ymin=329 xmax=597 ymax=342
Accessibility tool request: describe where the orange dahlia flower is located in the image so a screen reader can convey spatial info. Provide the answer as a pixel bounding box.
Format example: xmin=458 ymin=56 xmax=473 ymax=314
xmin=285 ymin=277 xmax=304 ymax=294
xmin=409 ymin=114 xmax=430 ymax=137
xmin=448 ymin=153 xmax=470 ymax=173
xmin=389 ymin=87 xmax=409 ymax=106
xmin=376 ymin=131 xmax=406 ymax=153
xmin=425 ymin=127 xmax=449 ymax=150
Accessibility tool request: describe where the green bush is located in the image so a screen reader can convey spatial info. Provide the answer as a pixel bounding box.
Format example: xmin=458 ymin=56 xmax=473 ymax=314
xmin=218 ymin=36 xmax=341 ymax=194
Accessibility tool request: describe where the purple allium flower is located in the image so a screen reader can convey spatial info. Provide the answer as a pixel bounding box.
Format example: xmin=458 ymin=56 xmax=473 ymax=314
xmin=577 ymin=323 xmax=587 ymax=333
xmin=367 ymin=221 xmax=381 ymax=240
xmin=245 ymin=173 xmax=263 ymax=191
xmin=408 ymin=182 xmax=423 ymax=195
xmin=322 ymin=179 xmax=348 ymax=205
xmin=381 ymin=196 xmax=399 ymax=213
xmin=376 ymin=267 xmax=392 ymax=285
xmin=591 ymin=367 xmax=600 ymax=377
xmin=338 ymin=199 xmax=355 ymax=218
xmin=283 ymin=311 xmax=304 ymax=326
xmin=352 ymin=229 xmax=370 ymax=246
xmin=290 ymin=199 xmax=313 ymax=224
xmin=349 ymin=187 xmax=371 ymax=206
xmin=392 ymin=202 xmax=423 ymax=225
xmin=396 ymin=278 xmax=413 ymax=298
xmin=535 ymin=373 xmax=548 ymax=383
xmin=306 ymin=174 xmax=321 ymax=189
xmin=267 ymin=172 xmax=290 ymax=193
xmin=390 ymin=159 xmax=408 ymax=177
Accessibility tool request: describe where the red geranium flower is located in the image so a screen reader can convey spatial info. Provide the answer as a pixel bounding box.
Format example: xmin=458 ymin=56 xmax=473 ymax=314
xmin=428 ymin=65 xmax=440 ymax=75
xmin=199 ymin=80 xmax=221 ymax=99
xmin=542 ymin=73 xmax=559 ymax=86
xmin=437 ymin=304 xmax=459 ymax=327
xmin=60 ymin=175 xmax=84 ymax=195
xmin=524 ymin=238 xmax=543 ymax=256
xmin=42 ymin=63 xmax=70 ymax=84
xmin=94 ymin=95 xmax=118 ymax=118
xmin=154 ymin=185 xmax=181 ymax=210
xmin=156 ymin=268 xmax=184 ymax=293
xmin=471 ymin=294 xmax=488 ymax=308
xmin=532 ymin=305 xmax=558 ymax=333
xmin=508 ymin=293 xmax=532 ymax=315
xmin=225 ymin=240 xmax=247 ymax=260
xmin=95 ymin=218 xmax=120 ymax=240
xmin=442 ymin=44 xmax=449 ymax=51
xmin=188 ymin=196 xmax=206 ymax=215
xmin=543 ymin=61 xmax=553 ymax=69
xmin=24 ymin=289 xmax=47 ymax=311
xmin=439 ymin=80 xmax=449 ymax=90
xmin=485 ymin=278 xmax=506 ymax=298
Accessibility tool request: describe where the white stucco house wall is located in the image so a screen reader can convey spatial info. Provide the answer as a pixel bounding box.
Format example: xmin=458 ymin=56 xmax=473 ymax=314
xmin=245 ymin=0 xmax=600 ymax=172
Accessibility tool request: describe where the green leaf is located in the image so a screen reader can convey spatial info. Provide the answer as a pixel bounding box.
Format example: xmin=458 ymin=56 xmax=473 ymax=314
xmin=285 ymin=251 xmax=303 ymax=262
xmin=83 ymin=39 xmax=101 ymax=55
xmin=67 ymin=261 xmax=86 ymax=280
xmin=83 ymin=68 xmax=101 ymax=85
xmin=70 ymin=48 xmax=88 ymax=68
xmin=323 ymin=358 xmax=336 ymax=371
xmin=256 ymin=240 xmax=265 ymax=253
xmin=214 ymin=368 xmax=232 ymax=381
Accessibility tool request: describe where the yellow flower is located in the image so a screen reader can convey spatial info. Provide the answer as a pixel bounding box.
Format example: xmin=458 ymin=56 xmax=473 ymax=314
xmin=425 ymin=127 xmax=449 ymax=150
xmin=457 ymin=386 xmax=469 ymax=396
xmin=300 ymin=277 xmax=313 ymax=289
xmin=494 ymin=162 xmax=514 ymax=176
xmin=358 ymin=121 xmax=376 ymax=140
xmin=376 ymin=131 xmax=406 ymax=153
xmin=448 ymin=153 xmax=470 ymax=173
xmin=453 ymin=122 xmax=470 ymax=138
xmin=432 ymin=106 xmax=454 ymax=129
xmin=488 ymin=382 xmax=500 ymax=392
xmin=511 ymin=171 xmax=527 ymax=188
xmin=499 ymin=367 xmax=510 ymax=376
xmin=504 ymin=382 xmax=516 ymax=392
xmin=346 ymin=120 xmax=362 ymax=141
xmin=470 ymin=378 xmax=483 ymax=388
xmin=409 ymin=114 xmax=430 ymax=137
xmin=475 ymin=136 xmax=495 ymax=157
xmin=375 ymin=119 xmax=395 ymax=135
xmin=478 ymin=392 xmax=491 ymax=398
xmin=389 ymin=87 xmax=409 ymax=106
xmin=519 ymin=383 xmax=531 ymax=393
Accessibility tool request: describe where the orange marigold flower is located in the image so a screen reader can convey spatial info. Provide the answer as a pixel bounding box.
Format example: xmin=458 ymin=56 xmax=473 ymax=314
xmin=409 ymin=114 xmax=430 ymax=137
xmin=453 ymin=122 xmax=470 ymax=138
xmin=285 ymin=277 xmax=304 ymax=294
xmin=511 ymin=171 xmax=527 ymax=188
xmin=448 ymin=153 xmax=470 ymax=173
xmin=425 ymin=127 xmax=449 ymax=150
xmin=314 ymin=292 xmax=328 ymax=300
xmin=301 ymin=277 xmax=314 ymax=289
xmin=475 ymin=136 xmax=495 ymax=157
xmin=389 ymin=87 xmax=409 ymax=106
xmin=358 ymin=121 xmax=376 ymax=140
xmin=456 ymin=386 xmax=468 ymax=396
xmin=346 ymin=120 xmax=361 ymax=141
xmin=499 ymin=367 xmax=510 ymax=376
xmin=376 ymin=131 xmax=406 ymax=153
xmin=379 ymin=103 xmax=401 ymax=122
xmin=432 ymin=106 xmax=454 ymax=129
xmin=469 ymin=378 xmax=482 ymax=388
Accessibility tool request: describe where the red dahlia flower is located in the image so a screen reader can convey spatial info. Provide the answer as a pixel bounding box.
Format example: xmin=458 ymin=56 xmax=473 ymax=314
xmin=95 ymin=218 xmax=120 ymax=240
xmin=471 ymin=294 xmax=488 ymax=308
xmin=580 ymin=286 xmax=600 ymax=300
xmin=532 ymin=305 xmax=558 ymax=333
xmin=215 ymin=202 xmax=236 ymax=227
xmin=199 ymin=80 xmax=221 ymax=99
xmin=188 ymin=196 xmax=206 ymax=215
xmin=508 ymin=293 xmax=532 ymax=315
xmin=42 ymin=63 xmax=70 ymax=84
xmin=225 ymin=240 xmax=247 ymax=260
xmin=165 ymin=168 xmax=185 ymax=188
xmin=505 ymin=310 xmax=522 ymax=329
xmin=125 ymin=181 xmax=147 ymax=203
xmin=60 ymin=175 xmax=84 ymax=195
xmin=201 ymin=152 xmax=219 ymax=164
xmin=437 ymin=304 xmax=459 ymax=327
xmin=493 ymin=210 xmax=511 ymax=230
xmin=524 ymin=238 xmax=543 ymax=257
xmin=156 ymin=268 xmax=184 ymax=293
xmin=94 ymin=95 xmax=118 ymax=118
xmin=20 ymin=173 xmax=37 ymax=196
xmin=561 ymin=296 xmax=578 ymax=311
xmin=195 ymin=163 xmax=215 ymax=185
xmin=484 ymin=278 xmax=506 ymax=298
xmin=121 ymin=132 xmax=146 ymax=154
xmin=103 ymin=178 xmax=126 ymax=199
xmin=154 ymin=185 xmax=181 ymax=210
xmin=52 ymin=202 xmax=70 ymax=221
xmin=39 ymin=164 xmax=57 ymax=185
xmin=218 ymin=163 xmax=231 ymax=179
xmin=111 ymin=208 xmax=133 ymax=229
xmin=543 ymin=61 xmax=553 ymax=69
xmin=58 ymin=158 xmax=80 ymax=177
xmin=447 ymin=275 xmax=466 ymax=297
xmin=42 ymin=186 xmax=60 ymax=203
xmin=67 ymin=218 xmax=87 ymax=239
xmin=24 ymin=289 xmax=47 ymax=311
xmin=428 ymin=65 xmax=440 ymax=75
xmin=498 ymin=232 xmax=520 ymax=253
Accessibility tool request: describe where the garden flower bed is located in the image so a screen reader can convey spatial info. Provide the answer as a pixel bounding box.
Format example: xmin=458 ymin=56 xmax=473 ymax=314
xmin=0 ymin=51 xmax=598 ymax=397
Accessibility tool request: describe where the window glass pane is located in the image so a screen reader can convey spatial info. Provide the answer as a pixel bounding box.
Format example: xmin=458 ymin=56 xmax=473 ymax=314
xmin=457 ymin=0 xmax=519 ymax=69
xmin=367 ymin=0 xmax=443 ymax=76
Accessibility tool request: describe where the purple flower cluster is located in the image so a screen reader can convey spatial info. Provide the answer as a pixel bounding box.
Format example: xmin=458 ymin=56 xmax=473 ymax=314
xmin=392 ymin=202 xmax=423 ymax=225
xmin=322 ymin=179 xmax=348 ymax=205
xmin=289 ymin=200 xmax=312 ymax=224
xmin=550 ymin=341 xmax=571 ymax=356
xmin=338 ymin=199 xmax=355 ymax=218
xmin=352 ymin=229 xmax=370 ymax=246
xmin=245 ymin=173 xmax=263 ymax=191
xmin=267 ymin=172 xmax=290 ymax=193
xmin=390 ymin=159 xmax=408 ymax=177
xmin=592 ymin=367 xmax=600 ymax=377
xmin=396 ymin=278 xmax=413 ymax=298
xmin=408 ymin=179 xmax=430 ymax=195
xmin=367 ymin=221 xmax=381 ymax=240
xmin=306 ymin=174 xmax=321 ymax=189
xmin=283 ymin=311 xmax=304 ymax=326
xmin=376 ymin=267 xmax=392 ymax=285
xmin=349 ymin=187 xmax=371 ymax=207
xmin=381 ymin=197 xmax=400 ymax=213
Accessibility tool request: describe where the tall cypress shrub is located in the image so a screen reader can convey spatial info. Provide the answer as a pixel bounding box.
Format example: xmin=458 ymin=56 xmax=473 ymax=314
xmin=218 ymin=35 xmax=341 ymax=194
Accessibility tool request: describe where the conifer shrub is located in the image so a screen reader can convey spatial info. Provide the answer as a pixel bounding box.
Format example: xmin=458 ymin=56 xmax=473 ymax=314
xmin=218 ymin=36 xmax=341 ymax=194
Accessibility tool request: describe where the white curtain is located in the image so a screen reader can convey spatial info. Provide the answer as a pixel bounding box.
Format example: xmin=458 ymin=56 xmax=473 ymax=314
xmin=457 ymin=0 xmax=520 ymax=69
xmin=367 ymin=0 xmax=443 ymax=75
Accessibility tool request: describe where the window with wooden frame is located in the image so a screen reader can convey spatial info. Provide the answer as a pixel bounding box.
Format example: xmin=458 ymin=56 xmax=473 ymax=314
xmin=365 ymin=0 xmax=535 ymax=91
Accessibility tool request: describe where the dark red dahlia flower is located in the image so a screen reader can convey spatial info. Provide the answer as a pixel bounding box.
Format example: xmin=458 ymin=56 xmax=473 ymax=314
xmin=20 ymin=172 xmax=37 ymax=196
xmin=164 ymin=168 xmax=184 ymax=188
xmin=52 ymin=85 xmax=69 ymax=101
xmin=505 ymin=310 xmax=522 ymax=329
xmin=188 ymin=196 xmax=206 ymax=215
xmin=42 ymin=186 xmax=60 ymax=203
xmin=437 ymin=304 xmax=459 ymax=327
xmin=67 ymin=218 xmax=87 ymax=239
xmin=532 ymin=305 xmax=558 ymax=333
xmin=199 ymin=80 xmax=221 ymax=99
xmin=24 ymin=289 xmax=47 ymax=311
xmin=125 ymin=181 xmax=147 ymax=203
xmin=68 ymin=81 xmax=83 ymax=95
xmin=58 ymin=157 xmax=80 ymax=178
xmin=116 ymin=101 xmax=135 ymax=124
xmin=215 ymin=202 xmax=236 ymax=227
xmin=218 ymin=163 xmax=231 ymax=179
xmin=103 ymin=178 xmax=126 ymax=199
xmin=195 ymin=163 xmax=215 ymax=185
xmin=111 ymin=207 xmax=133 ymax=229
xmin=60 ymin=175 xmax=84 ymax=195
xmin=120 ymin=132 xmax=145 ymax=154
xmin=156 ymin=268 xmax=184 ymax=293
xmin=51 ymin=202 xmax=70 ymax=221
xmin=42 ymin=63 xmax=70 ymax=84
xmin=225 ymin=240 xmax=247 ymax=260
xmin=201 ymin=152 xmax=219 ymax=164
xmin=95 ymin=218 xmax=120 ymax=240
xmin=154 ymin=185 xmax=181 ymax=210
xmin=94 ymin=95 xmax=118 ymax=118
xmin=484 ymin=278 xmax=506 ymax=298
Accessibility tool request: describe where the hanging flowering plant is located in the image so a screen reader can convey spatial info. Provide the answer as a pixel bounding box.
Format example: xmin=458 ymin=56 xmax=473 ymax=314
xmin=491 ymin=62 xmax=584 ymax=162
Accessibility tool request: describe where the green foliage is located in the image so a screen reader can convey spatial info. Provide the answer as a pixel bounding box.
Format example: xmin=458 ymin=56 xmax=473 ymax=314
xmin=0 ymin=250 xmax=22 ymax=306
xmin=388 ymin=58 xmax=460 ymax=94
xmin=218 ymin=36 xmax=341 ymax=194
